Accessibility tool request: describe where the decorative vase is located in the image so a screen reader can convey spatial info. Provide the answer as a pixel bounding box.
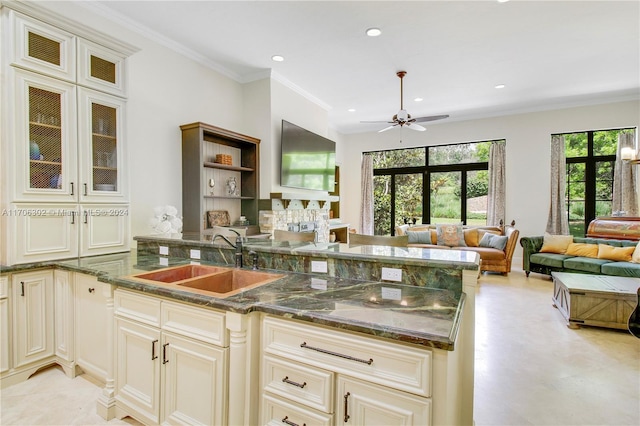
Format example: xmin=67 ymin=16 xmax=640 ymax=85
xmin=30 ymin=141 xmax=40 ymax=160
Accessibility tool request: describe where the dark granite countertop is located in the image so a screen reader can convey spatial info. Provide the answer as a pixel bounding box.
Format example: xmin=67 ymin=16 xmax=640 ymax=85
xmin=1 ymin=250 xmax=465 ymax=350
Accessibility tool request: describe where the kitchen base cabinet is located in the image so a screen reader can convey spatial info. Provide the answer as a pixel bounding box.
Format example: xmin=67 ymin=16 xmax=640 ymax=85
xmin=113 ymin=289 xmax=228 ymax=425
xmin=75 ymin=274 xmax=113 ymax=382
xmin=261 ymin=316 xmax=456 ymax=426
xmin=0 ymin=277 xmax=9 ymax=374
xmin=0 ymin=270 xmax=57 ymax=389
xmin=53 ymin=270 xmax=74 ymax=378
xmin=337 ymin=376 xmax=431 ymax=425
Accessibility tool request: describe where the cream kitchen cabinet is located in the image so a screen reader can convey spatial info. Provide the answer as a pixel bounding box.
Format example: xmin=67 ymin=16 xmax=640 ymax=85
xmin=0 ymin=276 xmax=10 ymax=374
xmin=11 ymin=270 xmax=55 ymax=369
xmin=261 ymin=315 xmax=433 ymax=426
xmin=1 ymin=7 xmax=133 ymax=265
xmin=54 ymin=269 xmax=74 ymax=376
xmin=114 ymin=289 xmax=228 ymax=426
xmin=10 ymin=68 xmax=127 ymax=203
xmin=8 ymin=202 xmax=130 ymax=264
xmin=75 ymin=273 xmax=112 ymax=382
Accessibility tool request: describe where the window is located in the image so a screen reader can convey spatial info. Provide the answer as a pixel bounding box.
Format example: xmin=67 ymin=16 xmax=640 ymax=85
xmin=371 ymin=141 xmax=495 ymax=235
xmin=563 ymin=128 xmax=633 ymax=237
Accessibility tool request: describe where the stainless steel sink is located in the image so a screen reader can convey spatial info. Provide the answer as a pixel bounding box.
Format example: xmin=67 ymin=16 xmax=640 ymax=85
xmin=128 ymin=264 xmax=283 ymax=297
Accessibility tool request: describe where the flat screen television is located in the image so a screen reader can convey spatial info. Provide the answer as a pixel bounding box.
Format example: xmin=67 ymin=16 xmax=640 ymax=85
xmin=280 ymin=120 xmax=336 ymax=192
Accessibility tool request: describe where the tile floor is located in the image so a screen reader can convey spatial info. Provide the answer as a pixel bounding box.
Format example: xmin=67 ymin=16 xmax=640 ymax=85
xmin=1 ymin=266 xmax=639 ymax=425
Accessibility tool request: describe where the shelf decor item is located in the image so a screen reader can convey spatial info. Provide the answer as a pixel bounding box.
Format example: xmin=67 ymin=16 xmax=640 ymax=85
xmin=207 ymin=210 xmax=230 ymax=227
xmin=215 ymin=154 xmax=232 ymax=165
xmin=150 ymin=205 xmax=183 ymax=235
xmin=29 ymin=140 xmax=40 ymax=160
xmin=226 ymin=176 xmax=238 ymax=196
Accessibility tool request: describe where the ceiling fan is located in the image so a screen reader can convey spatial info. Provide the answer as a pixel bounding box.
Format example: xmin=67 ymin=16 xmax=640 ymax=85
xmin=361 ymin=71 xmax=449 ymax=132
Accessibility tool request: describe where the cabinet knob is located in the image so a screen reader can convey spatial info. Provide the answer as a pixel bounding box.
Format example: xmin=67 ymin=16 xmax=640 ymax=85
xmin=88 ymin=287 xmax=95 ymax=293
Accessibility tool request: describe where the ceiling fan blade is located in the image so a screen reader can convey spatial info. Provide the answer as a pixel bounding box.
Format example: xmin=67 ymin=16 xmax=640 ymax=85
xmin=412 ymin=114 xmax=449 ymax=123
xmin=378 ymin=125 xmax=397 ymax=133
xmin=361 ymin=120 xmax=395 ymax=124
xmin=407 ymin=123 xmax=426 ymax=131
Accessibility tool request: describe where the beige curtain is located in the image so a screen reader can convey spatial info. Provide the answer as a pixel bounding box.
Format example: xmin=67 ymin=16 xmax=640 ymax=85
xmin=487 ymin=140 xmax=506 ymax=227
xmin=360 ymin=153 xmax=374 ymax=234
xmin=612 ymin=130 xmax=638 ymax=216
xmin=546 ymin=135 xmax=570 ymax=234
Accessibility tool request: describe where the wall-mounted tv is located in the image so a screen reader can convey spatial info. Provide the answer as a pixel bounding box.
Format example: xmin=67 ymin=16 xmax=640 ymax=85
xmin=280 ymin=120 xmax=336 ymax=192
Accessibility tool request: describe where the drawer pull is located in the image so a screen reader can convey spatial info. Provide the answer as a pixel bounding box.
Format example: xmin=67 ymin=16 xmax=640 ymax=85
xmin=162 ymin=343 xmax=170 ymax=364
xmin=282 ymin=416 xmax=305 ymax=426
xmin=300 ymin=342 xmax=373 ymax=365
xmin=282 ymin=376 xmax=307 ymax=388
xmin=151 ymin=339 xmax=158 ymax=360
xmin=20 ymin=281 xmax=25 ymax=297
xmin=344 ymin=392 xmax=351 ymax=422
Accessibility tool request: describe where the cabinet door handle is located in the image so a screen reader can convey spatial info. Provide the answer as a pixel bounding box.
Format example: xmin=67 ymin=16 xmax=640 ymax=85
xmin=282 ymin=376 xmax=307 ymax=388
xmin=83 ymin=183 xmax=88 ymax=196
xmin=300 ymin=342 xmax=373 ymax=365
xmin=70 ymin=211 xmax=75 ymax=224
xmin=162 ymin=342 xmax=169 ymax=364
xmin=20 ymin=281 xmax=25 ymax=297
xmin=281 ymin=416 xmax=305 ymax=426
xmin=344 ymin=392 xmax=351 ymax=422
xmin=84 ymin=210 xmax=88 ymax=224
xmin=70 ymin=182 xmax=74 ymax=195
xmin=151 ymin=339 xmax=158 ymax=360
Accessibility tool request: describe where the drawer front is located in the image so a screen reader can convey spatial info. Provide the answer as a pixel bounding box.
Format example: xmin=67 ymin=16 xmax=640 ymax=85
xmin=114 ymin=289 xmax=161 ymax=327
xmin=262 ymin=354 xmax=334 ymax=413
xmin=262 ymin=393 xmax=333 ymax=426
xmin=161 ymin=300 xmax=227 ymax=347
xmin=263 ymin=316 xmax=431 ymax=397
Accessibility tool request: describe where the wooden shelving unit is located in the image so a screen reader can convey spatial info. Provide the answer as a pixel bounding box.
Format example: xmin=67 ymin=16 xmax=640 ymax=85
xmin=180 ymin=122 xmax=260 ymax=233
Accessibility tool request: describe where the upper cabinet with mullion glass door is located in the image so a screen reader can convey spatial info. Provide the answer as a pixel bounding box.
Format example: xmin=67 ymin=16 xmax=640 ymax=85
xmin=12 ymin=68 xmax=78 ymax=202
xmin=77 ymin=38 xmax=127 ymax=97
xmin=8 ymin=10 xmax=76 ymax=82
xmin=77 ymin=87 xmax=127 ymax=202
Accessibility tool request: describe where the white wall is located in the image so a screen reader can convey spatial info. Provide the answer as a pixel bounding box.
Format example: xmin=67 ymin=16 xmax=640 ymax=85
xmin=340 ymin=100 xmax=640 ymax=261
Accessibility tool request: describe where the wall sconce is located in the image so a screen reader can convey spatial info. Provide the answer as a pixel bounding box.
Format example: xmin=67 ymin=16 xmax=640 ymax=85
xmin=621 ymin=146 xmax=640 ymax=164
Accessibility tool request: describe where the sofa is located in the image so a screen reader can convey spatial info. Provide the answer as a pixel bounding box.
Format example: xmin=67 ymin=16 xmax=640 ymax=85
xmin=395 ymin=221 xmax=520 ymax=275
xmin=521 ymin=227 xmax=640 ymax=278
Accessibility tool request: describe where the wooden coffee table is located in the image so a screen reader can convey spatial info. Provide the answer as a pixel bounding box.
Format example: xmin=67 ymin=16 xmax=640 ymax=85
xmin=551 ymin=272 xmax=640 ymax=330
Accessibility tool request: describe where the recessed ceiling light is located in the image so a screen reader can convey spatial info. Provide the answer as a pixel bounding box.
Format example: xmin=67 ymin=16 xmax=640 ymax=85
xmin=414 ymin=97 xmax=423 ymax=102
xmin=366 ymin=28 xmax=382 ymax=37
xmin=497 ymin=0 xmax=510 ymax=3
xmin=348 ymin=108 xmax=356 ymax=112
xmin=271 ymin=55 xmax=284 ymax=62
xmin=495 ymin=84 xmax=506 ymax=89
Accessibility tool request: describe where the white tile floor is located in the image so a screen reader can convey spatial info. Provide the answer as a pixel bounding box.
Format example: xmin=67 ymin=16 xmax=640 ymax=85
xmin=1 ymin=266 xmax=639 ymax=425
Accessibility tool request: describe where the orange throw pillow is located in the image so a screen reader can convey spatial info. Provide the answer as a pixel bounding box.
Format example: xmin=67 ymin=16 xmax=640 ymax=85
xmin=597 ymin=244 xmax=634 ymax=262
xmin=463 ymin=228 xmax=479 ymax=247
xmin=565 ymin=243 xmax=598 ymax=258
xmin=539 ymin=233 xmax=573 ymax=254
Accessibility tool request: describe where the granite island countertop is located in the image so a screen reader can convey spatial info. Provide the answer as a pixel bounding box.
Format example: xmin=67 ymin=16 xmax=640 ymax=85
xmin=1 ymin=250 xmax=466 ymax=351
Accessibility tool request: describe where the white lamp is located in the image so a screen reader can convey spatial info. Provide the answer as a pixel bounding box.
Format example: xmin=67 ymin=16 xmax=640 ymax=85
xmin=620 ymin=146 xmax=640 ymax=163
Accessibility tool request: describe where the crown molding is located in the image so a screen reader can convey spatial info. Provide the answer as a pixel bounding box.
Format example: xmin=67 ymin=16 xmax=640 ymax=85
xmin=269 ymin=70 xmax=332 ymax=112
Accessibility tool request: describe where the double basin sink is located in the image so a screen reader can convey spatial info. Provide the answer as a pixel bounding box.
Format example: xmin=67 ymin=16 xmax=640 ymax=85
xmin=128 ymin=264 xmax=284 ymax=298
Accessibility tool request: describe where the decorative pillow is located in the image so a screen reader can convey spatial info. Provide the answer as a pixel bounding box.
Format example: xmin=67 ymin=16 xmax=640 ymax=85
xmin=395 ymin=224 xmax=410 ymax=236
xmin=632 ymin=241 xmax=640 ymax=264
xmin=597 ymin=244 xmax=634 ymax=262
xmin=436 ymin=223 xmax=466 ymax=247
xmin=478 ymin=233 xmax=508 ymax=251
xmin=565 ymin=243 xmax=599 ymax=258
xmin=539 ymin=233 xmax=573 ymax=254
xmin=407 ymin=231 xmax=433 ymax=244
xmin=463 ymin=228 xmax=479 ymax=247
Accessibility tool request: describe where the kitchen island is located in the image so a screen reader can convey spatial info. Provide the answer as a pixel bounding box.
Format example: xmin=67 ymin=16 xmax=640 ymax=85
xmin=0 ymin=235 xmax=479 ymax=425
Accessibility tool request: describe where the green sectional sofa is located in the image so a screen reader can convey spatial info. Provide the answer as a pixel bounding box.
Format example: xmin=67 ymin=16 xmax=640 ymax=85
xmin=520 ymin=236 xmax=640 ymax=278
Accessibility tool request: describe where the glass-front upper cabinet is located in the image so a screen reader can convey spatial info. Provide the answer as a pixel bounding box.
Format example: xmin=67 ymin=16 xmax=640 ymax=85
xmin=77 ymin=87 xmax=127 ymax=202
xmin=14 ymin=69 xmax=78 ymax=202
xmin=77 ymin=39 xmax=127 ymax=97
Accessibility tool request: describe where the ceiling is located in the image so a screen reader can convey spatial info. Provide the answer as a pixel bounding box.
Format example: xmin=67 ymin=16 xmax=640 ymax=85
xmin=89 ymin=0 xmax=640 ymax=134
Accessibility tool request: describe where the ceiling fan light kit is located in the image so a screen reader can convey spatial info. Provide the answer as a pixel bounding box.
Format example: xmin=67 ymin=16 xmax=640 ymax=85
xmin=362 ymin=71 xmax=449 ymax=132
